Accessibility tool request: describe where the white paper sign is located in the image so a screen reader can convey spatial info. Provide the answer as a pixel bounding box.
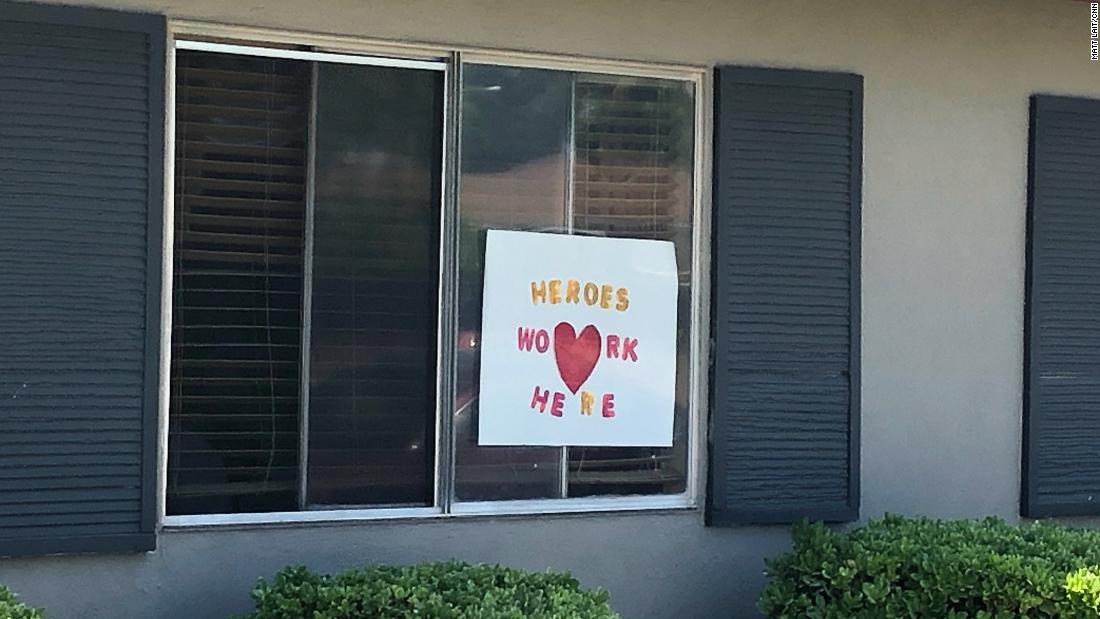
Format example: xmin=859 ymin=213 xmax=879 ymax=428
xmin=477 ymin=230 xmax=678 ymax=447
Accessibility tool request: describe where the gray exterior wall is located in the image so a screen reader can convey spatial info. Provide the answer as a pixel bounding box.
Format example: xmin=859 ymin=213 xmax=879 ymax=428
xmin=2 ymin=1 xmax=1100 ymax=617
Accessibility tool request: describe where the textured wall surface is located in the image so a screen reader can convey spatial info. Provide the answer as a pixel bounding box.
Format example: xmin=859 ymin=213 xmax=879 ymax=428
xmin=2 ymin=1 xmax=1100 ymax=617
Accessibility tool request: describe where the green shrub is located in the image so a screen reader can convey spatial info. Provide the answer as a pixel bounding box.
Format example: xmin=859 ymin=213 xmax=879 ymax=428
xmin=0 ymin=584 xmax=42 ymax=619
xmin=760 ymin=515 xmax=1100 ymax=618
xmin=233 ymin=561 xmax=619 ymax=619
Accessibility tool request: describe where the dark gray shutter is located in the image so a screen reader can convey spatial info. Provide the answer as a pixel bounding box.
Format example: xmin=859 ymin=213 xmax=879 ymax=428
xmin=1023 ymin=95 xmax=1100 ymax=518
xmin=0 ymin=1 xmax=165 ymax=554
xmin=708 ymin=66 xmax=861 ymax=525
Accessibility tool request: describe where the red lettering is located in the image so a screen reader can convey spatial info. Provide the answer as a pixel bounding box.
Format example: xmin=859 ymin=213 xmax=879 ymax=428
xmin=601 ymin=393 xmax=616 ymax=418
xmin=530 ymin=386 xmax=550 ymax=413
xmin=606 ymin=334 xmax=620 ymax=359
xmin=534 ymin=329 xmax=550 ymax=353
xmin=550 ymin=391 xmax=565 ymax=417
xmin=621 ymin=338 xmax=639 ymax=362
xmin=518 ymin=328 xmax=550 ymax=353
xmin=518 ymin=327 xmax=536 ymax=351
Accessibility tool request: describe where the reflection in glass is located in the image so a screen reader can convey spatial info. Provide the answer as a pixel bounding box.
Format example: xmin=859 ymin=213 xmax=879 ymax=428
xmin=168 ymin=51 xmax=311 ymax=515
xmin=307 ymin=64 xmax=443 ymax=506
xmin=454 ymin=66 xmax=695 ymax=501
xmin=454 ymin=66 xmax=572 ymax=500
xmin=568 ymin=74 xmax=694 ymax=497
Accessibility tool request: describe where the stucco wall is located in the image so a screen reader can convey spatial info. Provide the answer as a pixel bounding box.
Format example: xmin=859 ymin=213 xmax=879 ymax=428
xmin=3 ymin=1 xmax=1100 ymax=617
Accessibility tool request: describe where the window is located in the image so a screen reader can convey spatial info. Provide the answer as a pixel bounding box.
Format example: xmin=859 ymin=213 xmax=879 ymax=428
xmin=454 ymin=65 xmax=696 ymax=502
xmin=169 ymin=48 xmax=443 ymax=515
xmin=166 ymin=40 xmax=700 ymax=519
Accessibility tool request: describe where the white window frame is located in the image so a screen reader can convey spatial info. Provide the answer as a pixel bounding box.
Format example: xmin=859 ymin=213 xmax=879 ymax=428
xmin=158 ymin=21 xmax=711 ymax=529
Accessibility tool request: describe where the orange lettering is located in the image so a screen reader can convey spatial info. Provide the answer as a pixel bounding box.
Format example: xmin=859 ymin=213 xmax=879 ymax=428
xmin=580 ymin=391 xmax=595 ymax=415
xmin=531 ymin=280 xmax=547 ymax=304
xmin=599 ymin=284 xmax=613 ymax=309
xmin=583 ymin=283 xmax=600 ymax=305
xmin=565 ymin=279 xmax=581 ymax=304
xmin=548 ymin=279 xmax=562 ymax=304
xmin=615 ymin=287 xmax=630 ymax=311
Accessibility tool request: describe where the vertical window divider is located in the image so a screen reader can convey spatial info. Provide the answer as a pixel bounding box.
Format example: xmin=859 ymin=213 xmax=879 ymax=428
xmin=558 ymin=74 xmax=579 ymax=500
xmin=435 ymin=51 xmax=463 ymax=513
xmin=157 ymin=35 xmax=178 ymax=526
xmin=564 ymin=75 xmax=577 ymax=235
xmin=687 ymin=70 xmax=709 ymax=506
xmin=297 ymin=61 xmax=319 ymax=511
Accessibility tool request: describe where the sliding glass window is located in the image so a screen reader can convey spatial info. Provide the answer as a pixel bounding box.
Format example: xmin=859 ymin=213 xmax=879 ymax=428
xmin=167 ymin=42 xmax=698 ymax=518
xmin=454 ymin=65 xmax=695 ymax=502
xmin=168 ymin=49 xmax=443 ymax=515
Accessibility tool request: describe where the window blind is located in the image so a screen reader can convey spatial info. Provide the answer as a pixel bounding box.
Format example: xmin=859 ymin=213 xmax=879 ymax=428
xmin=573 ymin=75 xmax=691 ymax=241
xmin=453 ymin=65 xmax=573 ymax=501
xmin=569 ymin=75 xmax=694 ymax=497
xmin=305 ymin=63 xmax=442 ymax=507
xmin=168 ymin=50 xmax=310 ymax=515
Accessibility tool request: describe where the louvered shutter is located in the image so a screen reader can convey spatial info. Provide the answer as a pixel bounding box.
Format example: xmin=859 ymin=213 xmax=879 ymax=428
xmin=168 ymin=50 xmax=309 ymax=515
xmin=0 ymin=1 xmax=164 ymax=554
xmin=709 ymin=66 xmax=861 ymax=524
xmin=1023 ymin=95 xmax=1100 ymax=517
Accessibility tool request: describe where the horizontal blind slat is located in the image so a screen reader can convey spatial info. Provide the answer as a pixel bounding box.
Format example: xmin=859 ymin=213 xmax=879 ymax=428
xmin=168 ymin=50 xmax=309 ymax=516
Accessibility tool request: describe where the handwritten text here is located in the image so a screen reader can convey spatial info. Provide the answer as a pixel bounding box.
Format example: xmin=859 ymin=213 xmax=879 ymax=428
xmin=477 ymin=230 xmax=678 ymax=447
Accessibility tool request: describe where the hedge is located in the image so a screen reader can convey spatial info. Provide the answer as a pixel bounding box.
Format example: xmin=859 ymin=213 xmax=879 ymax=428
xmin=760 ymin=515 xmax=1100 ymax=618
xmin=233 ymin=561 xmax=619 ymax=619
xmin=0 ymin=584 xmax=42 ymax=619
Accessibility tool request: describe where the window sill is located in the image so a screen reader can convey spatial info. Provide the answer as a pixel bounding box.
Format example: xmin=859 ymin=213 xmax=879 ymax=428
xmin=451 ymin=494 xmax=694 ymax=516
xmin=160 ymin=495 xmax=696 ymax=530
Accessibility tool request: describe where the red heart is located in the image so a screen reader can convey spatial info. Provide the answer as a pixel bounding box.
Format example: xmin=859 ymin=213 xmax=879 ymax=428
xmin=553 ymin=322 xmax=601 ymax=394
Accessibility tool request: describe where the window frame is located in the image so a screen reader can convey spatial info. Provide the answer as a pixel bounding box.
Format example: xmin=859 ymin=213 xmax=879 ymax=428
xmin=159 ymin=21 xmax=711 ymax=528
